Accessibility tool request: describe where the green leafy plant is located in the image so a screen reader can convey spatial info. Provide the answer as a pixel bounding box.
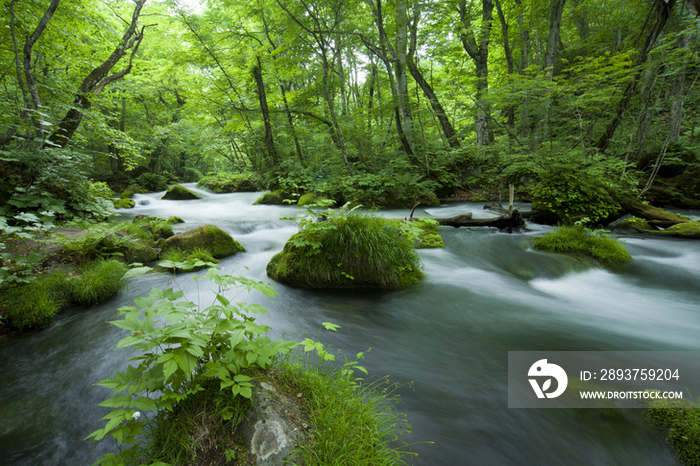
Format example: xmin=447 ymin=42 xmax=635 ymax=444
xmin=88 ymin=269 xmax=297 ymax=465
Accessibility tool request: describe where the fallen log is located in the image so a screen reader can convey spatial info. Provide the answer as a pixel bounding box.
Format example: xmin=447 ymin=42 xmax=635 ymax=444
xmin=411 ymin=210 xmax=525 ymax=231
xmin=483 ymin=202 xmax=539 ymax=219
xmin=618 ymin=197 xmax=691 ymax=226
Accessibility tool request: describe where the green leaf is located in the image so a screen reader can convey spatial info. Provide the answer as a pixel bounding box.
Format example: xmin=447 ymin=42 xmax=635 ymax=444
xmin=163 ymin=359 xmax=178 ymax=380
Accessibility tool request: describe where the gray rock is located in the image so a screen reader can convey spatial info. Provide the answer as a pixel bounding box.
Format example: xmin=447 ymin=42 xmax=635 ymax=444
xmin=240 ymin=381 xmax=307 ymax=465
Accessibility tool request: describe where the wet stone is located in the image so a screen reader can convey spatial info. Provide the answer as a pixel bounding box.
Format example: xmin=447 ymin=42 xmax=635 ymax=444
xmin=240 ymin=381 xmax=306 ymax=465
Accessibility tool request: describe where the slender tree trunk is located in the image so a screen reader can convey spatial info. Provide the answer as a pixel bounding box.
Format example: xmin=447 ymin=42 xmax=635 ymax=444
xmin=458 ymin=0 xmax=494 ymax=146
xmin=595 ymin=0 xmax=677 ymax=152
xmin=366 ymin=0 xmax=415 ymax=156
xmin=280 ymin=83 xmax=304 ymax=166
xmin=407 ymin=4 xmax=459 ymax=148
xmin=516 ymin=0 xmax=531 ymax=140
xmin=252 ymin=57 xmax=277 ymax=167
xmin=494 ymin=0 xmax=516 ymax=133
xmin=393 ymin=0 xmax=416 ymax=155
xmin=407 ymin=57 xmax=460 ymax=148
xmin=544 ymin=0 xmax=566 ymax=81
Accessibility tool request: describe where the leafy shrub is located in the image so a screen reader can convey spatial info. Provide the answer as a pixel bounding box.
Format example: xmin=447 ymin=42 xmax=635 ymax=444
xmin=197 ymin=173 xmax=264 ymax=193
xmin=533 ymin=225 xmax=632 ymax=267
xmin=58 ymin=225 xmax=157 ymax=264
xmin=135 ymin=173 xmax=169 ymax=192
xmin=268 ymin=206 xmax=423 ymax=289
xmin=88 ymin=270 xmax=298 ymax=464
xmin=159 ymin=247 xmax=219 ymax=272
xmin=1 ymin=148 xmax=115 ymax=221
xmin=69 ymin=259 xmax=127 ymax=305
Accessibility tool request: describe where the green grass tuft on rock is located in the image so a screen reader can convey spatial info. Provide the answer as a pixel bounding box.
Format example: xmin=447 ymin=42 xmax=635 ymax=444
xmin=0 ymin=272 xmax=72 ymax=329
xmin=533 ymin=225 xmax=632 ymax=267
xmin=69 ymin=259 xmax=127 ymax=305
xmin=267 ymin=210 xmax=423 ymax=289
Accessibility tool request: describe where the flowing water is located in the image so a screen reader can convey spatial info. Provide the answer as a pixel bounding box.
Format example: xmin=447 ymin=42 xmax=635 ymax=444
xmin=2 ymin=184 xmax=700 ymax=465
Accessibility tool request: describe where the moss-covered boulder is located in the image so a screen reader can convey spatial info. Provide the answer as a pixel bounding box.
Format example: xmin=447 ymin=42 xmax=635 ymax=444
xmin=112 ymin=198 xmax=135 ymax=209
xmin=644 ymin=393 xmax=700 ymax=466
xmin=533 ymin=225 xmax=632 ymax=267
xmin=253 ymin=190 xmax=288 ymax=205
xmin=267 ymin=211 xmax=423 ymax=289
xmin=161 ymin=225 xmax=245 ymax=259
xmin=162 ymin=185 xmax=201 ymax=200
xmin=167 ymin=216 xmax=185 ymax=224
xmin=121 ymin=185 xmax=148 ymax=198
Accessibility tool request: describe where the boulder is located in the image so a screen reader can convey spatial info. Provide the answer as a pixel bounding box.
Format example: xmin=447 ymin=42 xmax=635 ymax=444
xmin=162 ymin=185 xmax=201 ymax=200
xmin=240 ymin=381 xmax=307 ymax=466
xmin=253 ymin=190 xmax=287 ymax=205
xmin=161 ymin=225 xmax=245 ymax=258
xmin=267 ymin=214 xmax=423 ymax=289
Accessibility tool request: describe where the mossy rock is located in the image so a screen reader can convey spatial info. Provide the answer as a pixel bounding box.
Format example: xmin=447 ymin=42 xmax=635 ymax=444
xmin=162 ymin=185 xmax=201 ymax=200
xmin=644 ymin=393 xmax=700 ymax=466
xmin=133 ymin=215 xmax=166 ymax=224
xmin=266 ymin=212 xmax=423 ymax=289
xmin=253 ymin=190 xmax=288 ymax=205
xmin=112 ymin=198 xmax=135 ymax=209
xmin=533 ymin=225 xmax=632 ymax=267
xmin=167 ymin=216 xmax=185 ymax=224
xmin=617 ymin=217 xmax=654 ymax=231
xmin=121 ymin=185 xmax=148 ymax=198
xmin=161 ymin=225 xmax=245 ymax=259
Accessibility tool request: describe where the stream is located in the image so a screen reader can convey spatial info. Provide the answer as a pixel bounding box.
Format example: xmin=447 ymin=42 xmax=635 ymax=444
xmin=2 ymin=184 xmax=700 ymax=465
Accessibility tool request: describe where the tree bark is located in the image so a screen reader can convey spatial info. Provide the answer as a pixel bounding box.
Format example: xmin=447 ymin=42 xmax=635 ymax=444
xmin=544 ymin=0 xmax=566 ymax=81
xmin=458 ymin=0 xmax=494 ymax=146
xmin=252 ymin=57 xmax=277 ymax=167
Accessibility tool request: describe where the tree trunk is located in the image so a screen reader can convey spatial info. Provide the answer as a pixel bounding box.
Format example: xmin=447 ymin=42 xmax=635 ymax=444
xmin=48 ymin=0 xmax=147 ymax=147
xmin=595 ymin=0 xmax=677 ymax=152
xmin=494 ymin=0 xmax=515 ymax=130
xmin=252 ymin=57 xmax=277 ymax=167
xmin=458 ymin=0 xmax=494 ymax=146
xmin=544 ymin=0 xmax=566 ymax=81
xmin=411 ymin=210 xmax=525 ymax=230
xmin=407 ymin=57 xmax=460 ymax=148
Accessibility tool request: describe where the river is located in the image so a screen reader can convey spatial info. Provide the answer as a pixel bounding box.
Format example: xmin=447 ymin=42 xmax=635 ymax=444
xmin=2 ymin=184 xmax=699 ymax=465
